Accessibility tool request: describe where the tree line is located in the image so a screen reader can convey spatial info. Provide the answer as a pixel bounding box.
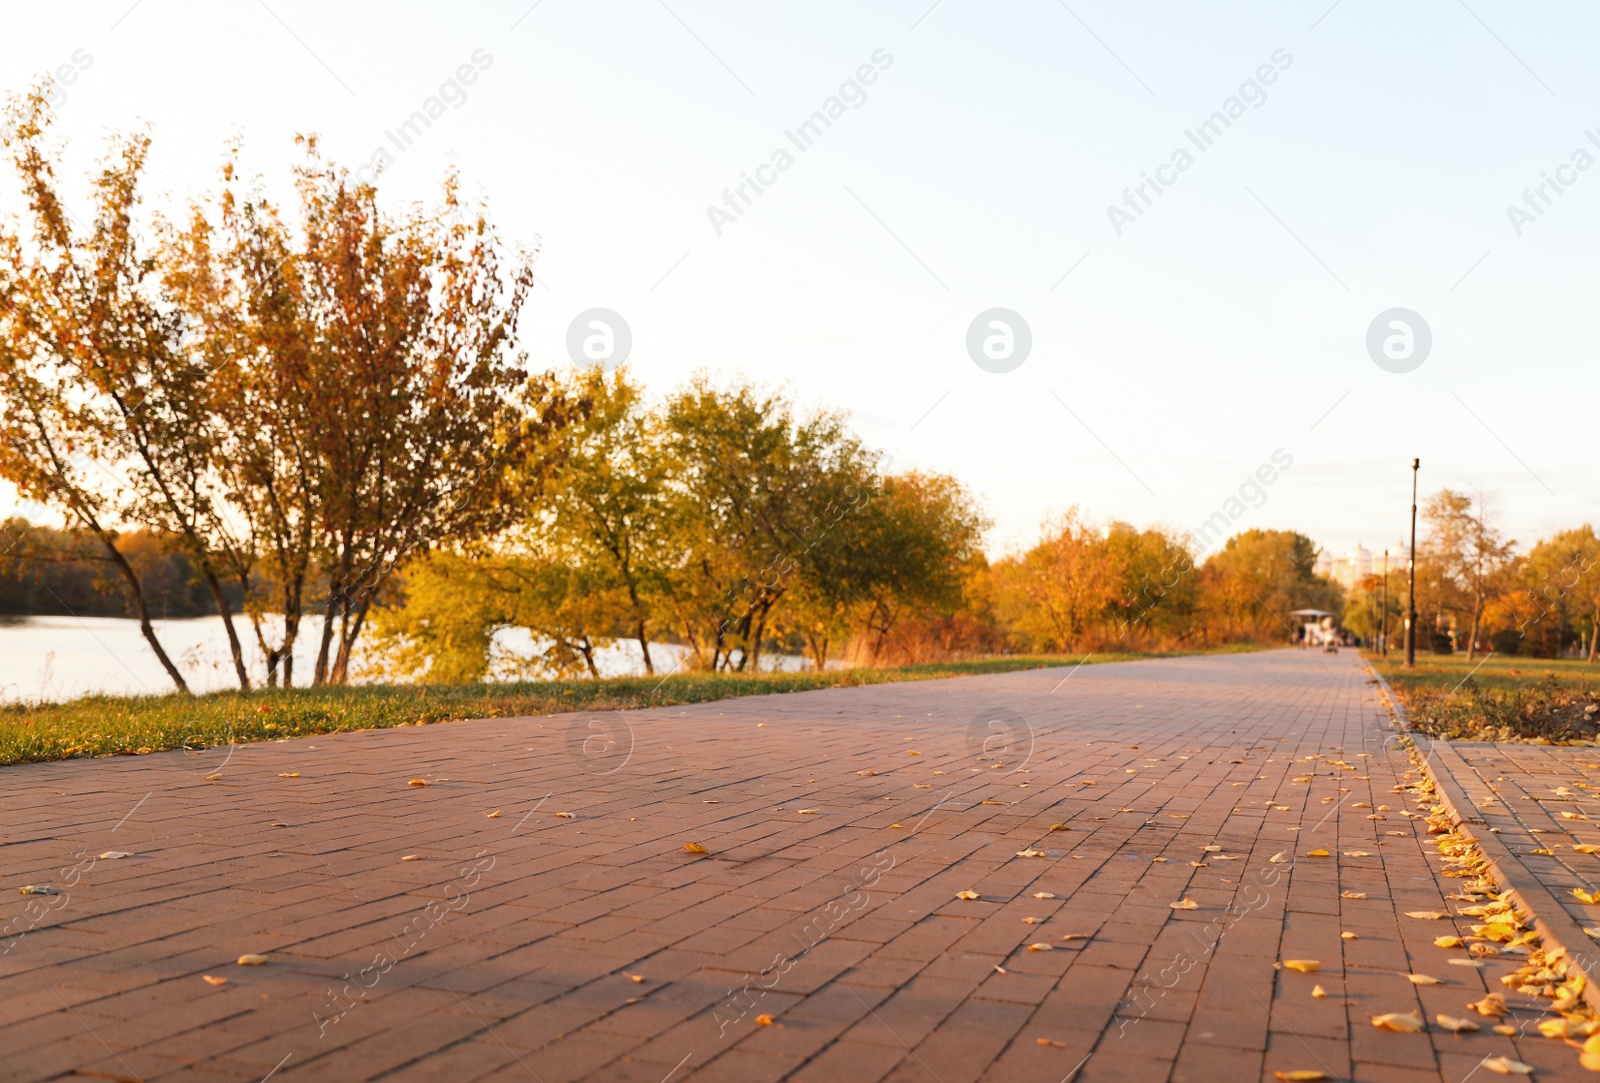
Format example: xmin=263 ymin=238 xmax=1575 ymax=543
xmin=1341 ymin=489 xmax=1600 ymax=662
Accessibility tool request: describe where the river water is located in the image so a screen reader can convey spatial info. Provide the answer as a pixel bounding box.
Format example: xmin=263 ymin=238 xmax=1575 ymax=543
xmin=0 ymin=615 xmax=808 ymax=702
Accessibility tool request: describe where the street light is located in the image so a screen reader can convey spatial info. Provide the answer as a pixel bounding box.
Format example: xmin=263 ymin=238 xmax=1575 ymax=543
xmin=1405 ymin=458 xmax=1419 ymax=669
xmin=1380 ymin=549 xmax=1389 ymax=657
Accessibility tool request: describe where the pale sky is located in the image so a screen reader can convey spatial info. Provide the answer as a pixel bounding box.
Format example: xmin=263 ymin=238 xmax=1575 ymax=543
xmin=2 ymin=1 xmax=1595 ymax=561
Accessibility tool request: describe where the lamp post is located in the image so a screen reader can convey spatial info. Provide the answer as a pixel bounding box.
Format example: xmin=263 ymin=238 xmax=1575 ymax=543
xmin=1405 ymin=458 xmax=1419 ymax=669
xmin=1381 ymin=549 xmax=1389 ymax=657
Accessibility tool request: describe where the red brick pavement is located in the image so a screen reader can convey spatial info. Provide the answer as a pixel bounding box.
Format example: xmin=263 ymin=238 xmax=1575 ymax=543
xmin=0 ymin=650 xmax=1576 ymax=1081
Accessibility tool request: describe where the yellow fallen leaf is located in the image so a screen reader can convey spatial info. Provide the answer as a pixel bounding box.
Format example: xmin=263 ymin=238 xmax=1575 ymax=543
xmin=1340 ymin=891 xmax=1368 ymax=900
xmin=890 ymin=823 xmax=902 ymax=828
xmin=1434 ymin=936 xmax=1463 ymax=948
xmin=1370 ymin=1011 xmax=1424 ymax=1032
xmin=407 ymin=779 xmax=428 ymax=787
xmin=1585 ymin=1034 xmax=1600 ymax=1072
xmin=907 ymin=750 xmax=920 ymax=756
xmin=1032 ymin=892 xmax=1057 ymax=899
xmin=956 ymin=890 xmax=980 ymax=900
xmin=624 ymin=973 xmax=645 ymax=983
xmin=1306 ymin=849 xmax=1330 ymax=858
xmin=1311 ymin=985 xmax=1327 ymax=998
xmin=98 ymin=851 xmax=133 ymax=860
xmin=555 ymin=812 xmax=575 ymax=819
xmin=755 ymin=1014 xmax=774 ymax=1026
xmin=1269 ymin=852 xmax=1287 ymax=863
xmin=1049 ymin=824 xmax=1070 ymax=832
xmin=1406 ymin=911 xmax=1449 ymax=920
xmin=1016 ymin=850 xmax=1046 ymax=858
xmin=485 ymin=810 xmax=501 ymax=818
xmin=278 ymin=772 xmax=299 ymax=778
xmin=1406 ymin=974 xmax=1443 ymax=985
xmin=1434 ymin=1014 xmax=1478 ymax=1033
xmin=1480 ymin=1057 xmax=1532 ymax=1075
xmin=1493 ymin=1024 xmax=1516 ymax=1036
xmin=1170 ymin=898 xmax=1199 ymax=910
xmin=204 ymin=773 xmax=222 ymax=780
xmin=1274 ymin=1073 xmax=1331 ymax=1082
xmin=237 ymin=954 xmax=269 ymax=966
xmin=1343 ymin=851 xmax=1371 ymax=857
xmin=1341 ymin=931 xmax=1357 ymax=939
xmin=1202 ymin=845 xmax=1223 ymax=852
xmin=1467 ymin=993 xmax=1508 ymax=1017
xmin=1060 ymin=933 xmax=1090 ymax=941
xmin=797 ymin=809 xmax=819 ymax=815
xmin=202 ymin=975 xmax=228 ymax=986
xmin=1027 ymin=942 xmax=1054 ymax=951
xmin=1036 ymin=1038 xmax=1068 ymax=1048
xmin=400 ymin=855 xmax=422 ymax=861
xmin=1575 ymin=887 xmax=1600 ymax=904
xmin=683 ymin=843 xmax=709 ymax=854
xmin=1283 ymin=960 xmax=1320 ymax=973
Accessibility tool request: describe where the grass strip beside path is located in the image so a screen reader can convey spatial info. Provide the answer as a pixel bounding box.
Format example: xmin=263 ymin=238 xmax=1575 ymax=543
xmin=1369 ymin=650 xmax=1600 ymax=743
xmin=0 ymin=649 xmax=1253 ymax=767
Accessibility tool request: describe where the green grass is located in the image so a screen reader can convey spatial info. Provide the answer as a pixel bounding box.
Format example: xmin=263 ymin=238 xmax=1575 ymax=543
xmin=0 ymin=649 xmax=1245 ymax=767
xmin=1369 ymin=650 xmax=1600 ymax=742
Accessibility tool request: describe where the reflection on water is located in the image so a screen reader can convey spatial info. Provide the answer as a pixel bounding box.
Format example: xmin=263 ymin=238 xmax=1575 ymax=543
xmin=0 ymin=616 xmax=812 ymax=703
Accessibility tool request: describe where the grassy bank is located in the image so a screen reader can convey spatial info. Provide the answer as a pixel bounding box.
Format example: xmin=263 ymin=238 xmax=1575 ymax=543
xmin=0 ymin=649 xmax=1252 ymax=767
xmin=1370 ymin=651 xmax=1600 ymax=743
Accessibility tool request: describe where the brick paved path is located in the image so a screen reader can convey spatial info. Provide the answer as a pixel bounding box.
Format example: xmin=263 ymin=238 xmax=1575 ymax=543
xmin=1425 ymin=741 xmax=1600 ymax=955
xmin=0 ymin=650 xmax=1578 ymax=1081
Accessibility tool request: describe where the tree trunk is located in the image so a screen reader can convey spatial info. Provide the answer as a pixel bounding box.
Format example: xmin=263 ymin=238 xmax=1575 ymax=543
xmin=98 ymin=533 xmax=190 ymax=695
xmin=635 ymin=619 xmax=653 ymax=675
xmin=200 ymin=564 xmax=251 ymax=690
xmin=313 ymin=593 xmax=340 ymax=685
xmin=1589 ymin=605 xmax=1599 ymax=664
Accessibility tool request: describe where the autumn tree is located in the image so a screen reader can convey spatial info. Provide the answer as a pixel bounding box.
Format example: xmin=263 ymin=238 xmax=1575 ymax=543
xmin=1422 ymin=489 xmax=1513 ymax=661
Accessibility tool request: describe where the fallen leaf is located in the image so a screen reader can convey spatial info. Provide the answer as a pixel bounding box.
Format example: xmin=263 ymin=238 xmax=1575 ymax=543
xmin=1370 ymin=1011 xmax=1424 ymax=1032
xmin=624 ymin=973 xmax=645 ymax=983
xmin=683 ymin=843 xmax=709 ymax=855
xmin=1342 ymin=850 xmax=1371 ymax=857
xmin=1480 ymin=1057 xmax=1532 ymax=1076
xmin=1406 ymin=974 xmax=1443 ymax=985
xmin=407 ymin=779 xmax=428 ymax=787
xmin=1203 ymin=844 xmax=1223 ymax=852
xmin=203 ymin=773 xmax=222 ymax=780
xmin=237 ymin=954 xmax=269 ymax=966
xmin=1049 ymin=824 xmax=1070 ymax=832
xmin=798 ymin=809 xmax=819 ymax=815
xmin=17 ymin=885 xmax=58 ymax=895
xmin=1492 ymin=1024 xmax=1517 ymax=1036
xmin=485 ymin=810 xmax=501 ymax=818
xmin=1575 ymin=887 xmax=1600 ymax=904
xmin=1036 ymin=1037 xmax=1068 ymax=1048
xmin=1434 ymin=1014 xmax=1478 ymax=1033
xmin=1032 ymin=892 xmax=1057 ymax=899
xmin=1306 ymin=849 xmax=1330 ymax=858
xmin=1467 ymin=993 xmax=1508 ymax=1017
xmin=1340 ymin=891 xmax=1368 ymax=900
xmin=1027 ymin=942 xmax=1054 ymax=951
xmin=1060 ymin=933 xmax=1090 ymax=941
xmin=97 ymin=851 xmax=133 ymax=860
xmin=1016 ymin=850 xmax=1046 ymax=858
xmin=277 ymin=772 xmax=299 ymax=778
xmin=1405 ymin=911 xmax=1449 ymax=920
xmin=555 ymin=812 xmax=575 ymax=819
xmin=1274 ymin=1072 xmax=1331 ymax=1082
xmin=401 ymin=855 xmax=422 ymax=861
xmin=907 ymin=750 xmax=921 ymax=756
xmin=1341 ymin=931 xmax=1358 ymax=940
xmin=1434 ymin=936 xmax=1463 ymax=948
xmin=956 ymin=890 xmax=981 ymax=900
xmin=1269 ymin=852 xmax=1287 ymax=864
xmin=1311 ymin=984 xmax=1327 ymax=998
xmin=755 ymin=1014 xmax=774 ymax=1026
xmin=1170 ymin=898 xmax=1199 ymax=910
xmin=1283 ymin=960 xmax=1320 ymax=973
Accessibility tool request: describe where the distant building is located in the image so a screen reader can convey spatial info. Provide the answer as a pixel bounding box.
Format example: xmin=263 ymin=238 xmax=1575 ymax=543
xmin=1314 ymin=543 xmax=1403 ymax=590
